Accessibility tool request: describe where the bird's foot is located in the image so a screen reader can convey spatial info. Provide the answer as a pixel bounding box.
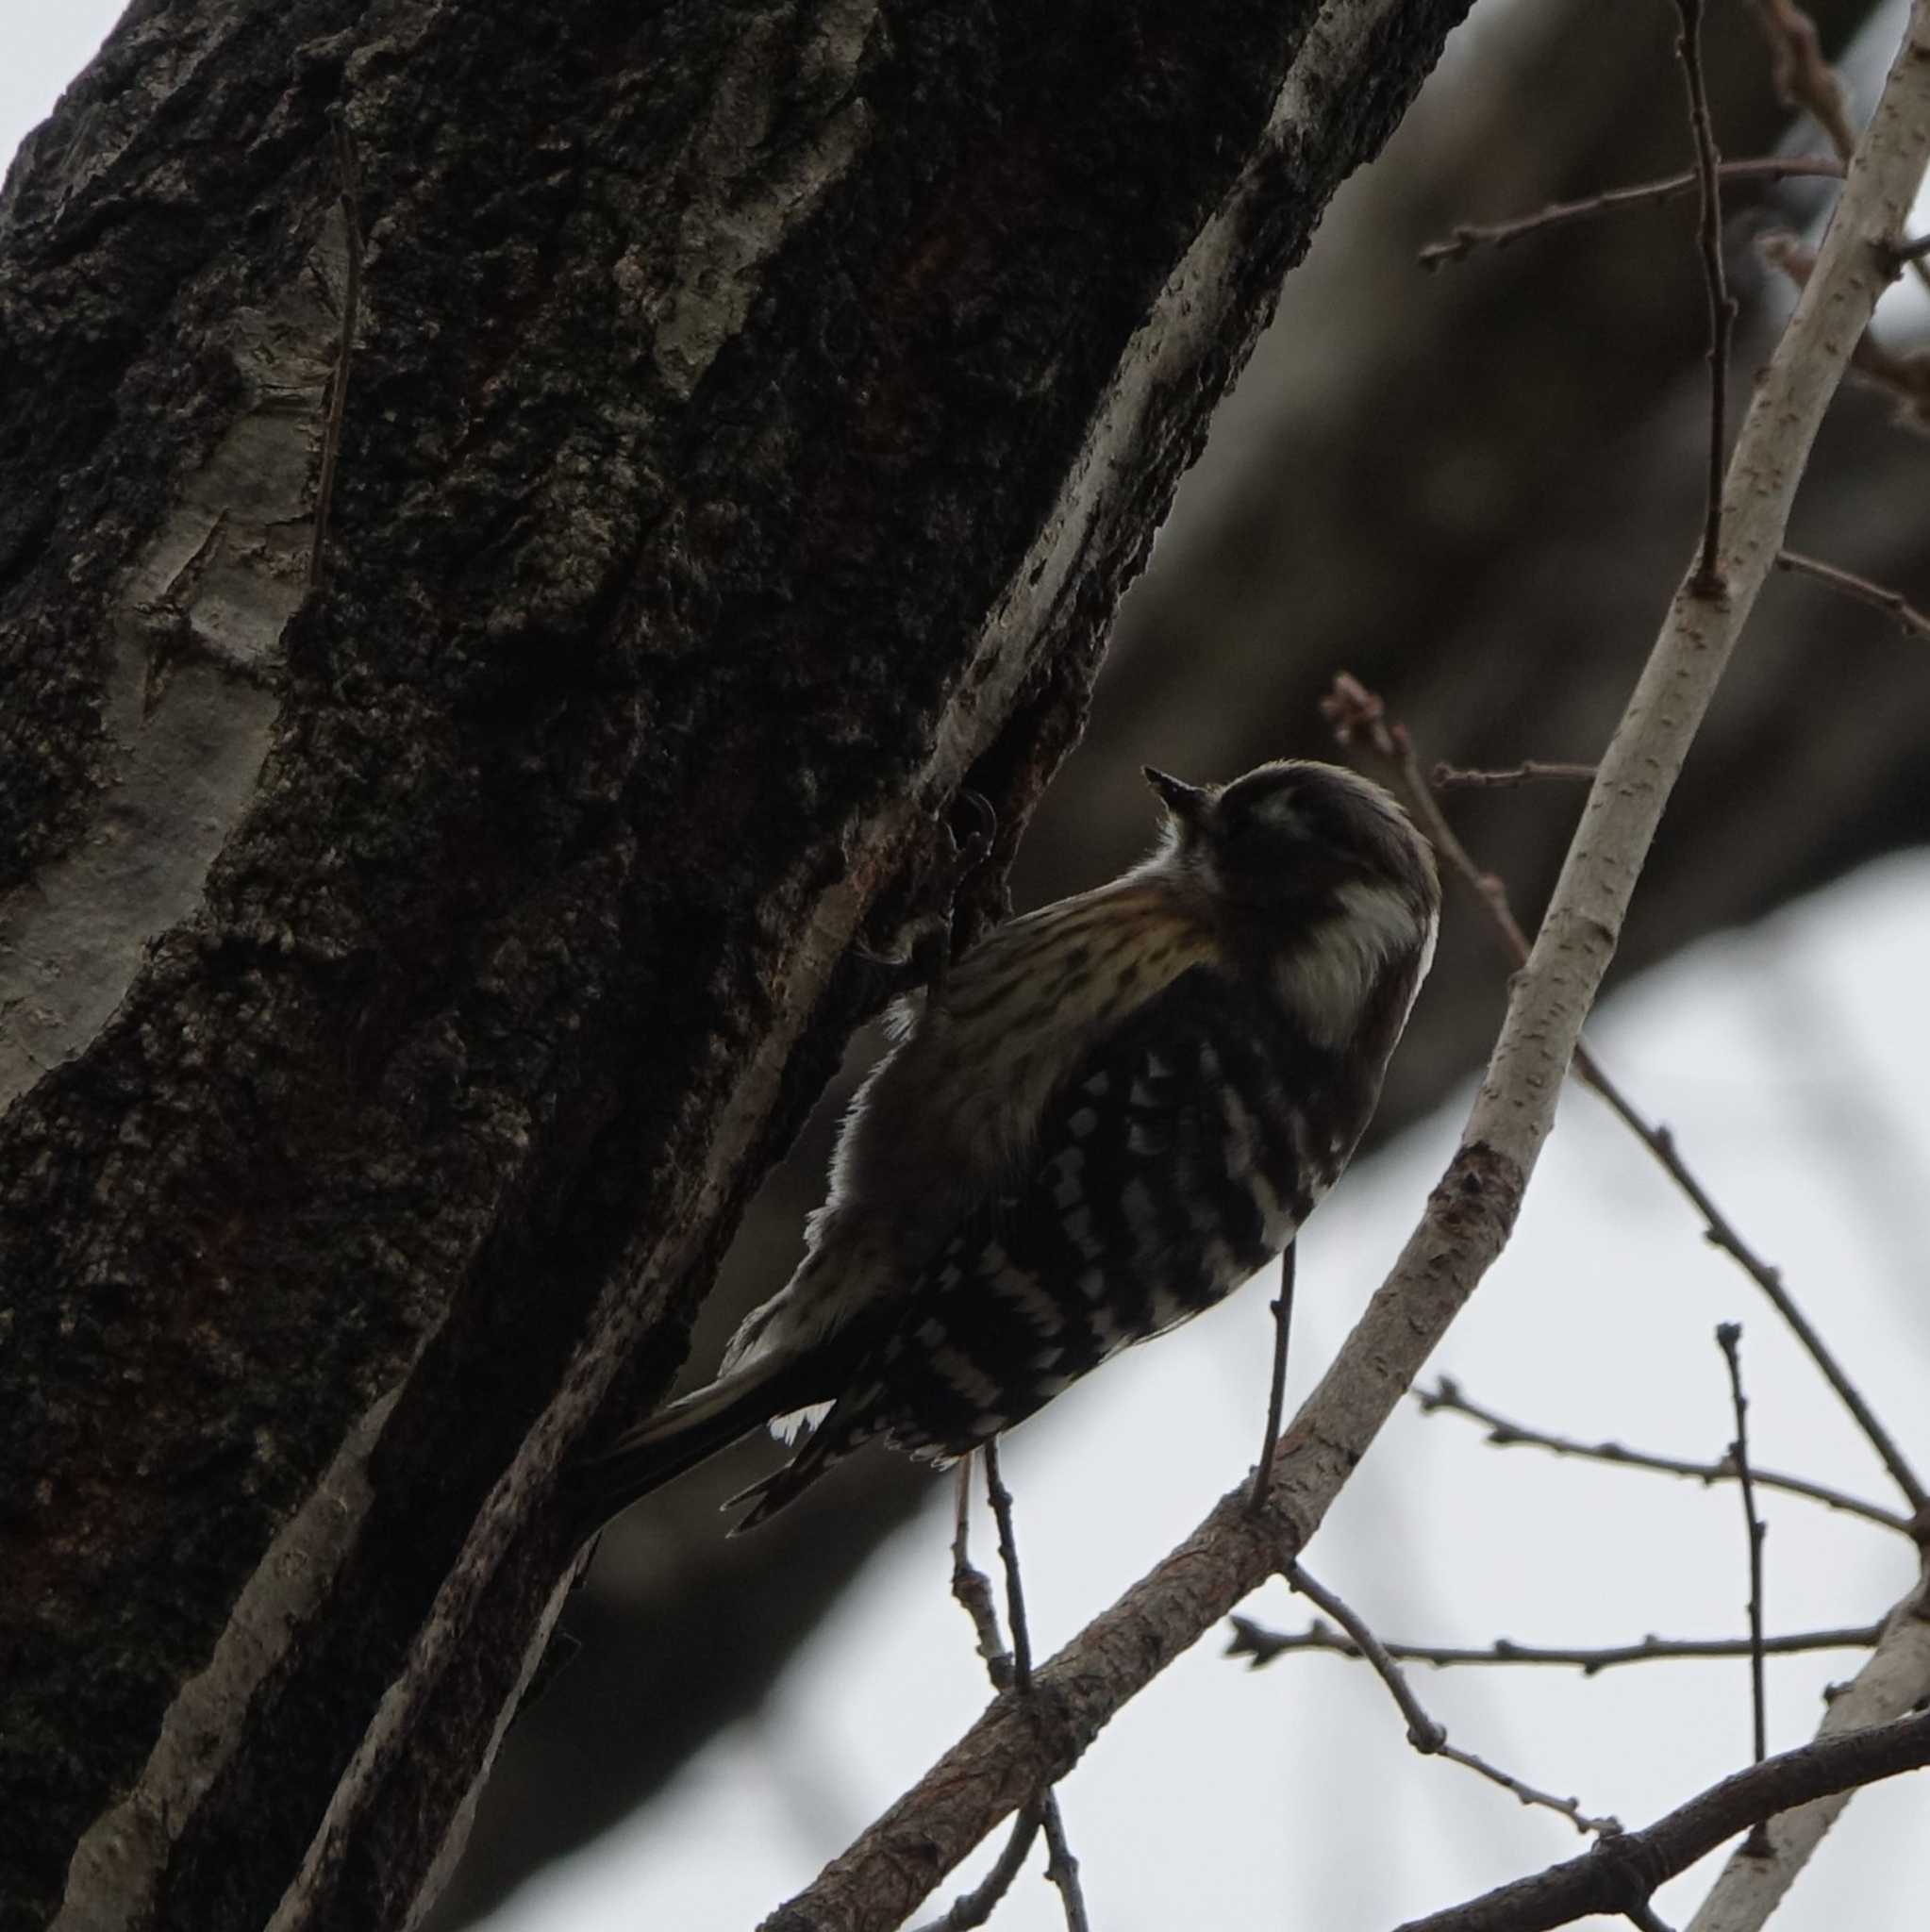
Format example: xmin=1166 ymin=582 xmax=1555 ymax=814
xmin=855 ymin=789 xmax=998 ymax=1001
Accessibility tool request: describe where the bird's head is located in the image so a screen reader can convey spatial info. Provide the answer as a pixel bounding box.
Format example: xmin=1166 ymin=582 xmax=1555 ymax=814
xmin=1141 ymin=759 xmax=1439 ymax=921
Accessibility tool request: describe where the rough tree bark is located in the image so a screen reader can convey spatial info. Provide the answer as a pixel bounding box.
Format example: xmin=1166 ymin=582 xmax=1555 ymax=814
xmin=0 ymin=3 xmax=1473 ymax=1929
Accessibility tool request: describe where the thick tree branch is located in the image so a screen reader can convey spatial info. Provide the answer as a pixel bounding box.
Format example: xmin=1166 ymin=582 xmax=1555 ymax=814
xmin=759 ymin=13 xmax=1930 ymax=1924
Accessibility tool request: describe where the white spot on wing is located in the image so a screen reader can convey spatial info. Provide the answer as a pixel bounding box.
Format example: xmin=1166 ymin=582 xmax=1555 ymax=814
xmin=1249 ymin=1167 xmax=1296 ymax=1250
xmin=990 ymin=1259 xmax=1067 ymax=1336
xmin=1145 ymin=1284 xmax=1190 ymax=1333
xmin=1121 ymin=1177 xmax=1163 ymax=1247
xmin=1220 ymin=1084 xmax=1258 ymax=1180
xmin=1062 ymin=1206 xmax=1103 ymax=1259
xmin=1199 ymin=1235 xmax=1241 ymax=1291
xmin=935 ymin=1347 xmax=1004 ymax=1408
xmin=1051 ymin=1149 xmax=1086 ymax=1208
xmin=768 ymin=1400 xmax=832 ymax=1443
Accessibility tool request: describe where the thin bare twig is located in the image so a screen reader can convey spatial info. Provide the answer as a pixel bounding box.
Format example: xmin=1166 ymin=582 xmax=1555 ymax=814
xmin=1324 ymin=675 xmax=1541 ymax=963
xmin=1431 ymin=760 xmax=1597 ymax=791
xmin=1226 ymin=1613 xmax=1882 ymax=1675
xmin=1718 ymin=1327 xmax=1771 ymax=1768
xmin=1036 ymin=1793 xmax=1086 ymax=1928
xmin=1674 ymin=0 xmax=1734 ymax=594
xmin=909 ymin=1807 xmax=1044 ymax=1932
xmin=983 ymin=1443 xmax=1035 ymax=1691
xmin=951 ymin=1460 xmax=1014 ymax=1690
xmin=1684 ymin=1574 xmax=1930 ymax=1930
xmin=1397 ymin=1705 xmax=1930 ymax=1932
xmin=1717 ymin=1324 xmax=1774 ymax=1862
xmin=1613 ymin=1109 xmax=1928 ymax=1521
xmin=1749 ymin=0 xmax=1858 ymax=158
xmin=1417 ymin=157 xmax=1841 ymax=268
xmin=932 ymin=1457 xmax=1079 ymax=1932
xmin=1249 ymin=1242 xmax=1296 ymax=1513
xmin=983 ymin=1443 xmax=1090 ymax=1932
xmin=1416 ymin=1375 xmax=1912 ymax=1535
xmin=309 ymin=112 xmax=364 ymax=587
xmin=922 ymin=1460 xmax=1034 ymax=1931
xmin=1744 ymin=0 xmax=1930 ymax=295
xmin=1284 ymin=1564 xmax=1619 ymax=1836
xmin=1325 ymin=675 xmax=1930 ymax=1526
xmin=1776 ymin=548 xmax=1930 ymax=640
xmin=1288 ymin=1566 xmax=1440 ymax=1749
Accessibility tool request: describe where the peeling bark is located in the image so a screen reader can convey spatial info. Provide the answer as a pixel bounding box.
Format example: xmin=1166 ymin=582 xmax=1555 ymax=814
xmin=0 ymin=3 xmax=1472 ymax=1927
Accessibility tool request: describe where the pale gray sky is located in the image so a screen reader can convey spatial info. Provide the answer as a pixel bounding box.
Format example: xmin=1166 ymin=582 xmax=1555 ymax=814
xmin=1 ymin=4 xmax=119 ymax=172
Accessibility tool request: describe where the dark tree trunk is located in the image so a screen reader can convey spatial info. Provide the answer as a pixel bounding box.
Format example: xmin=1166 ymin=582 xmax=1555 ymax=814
xmin=0 ymin=3 xmax=1472 ymax=1927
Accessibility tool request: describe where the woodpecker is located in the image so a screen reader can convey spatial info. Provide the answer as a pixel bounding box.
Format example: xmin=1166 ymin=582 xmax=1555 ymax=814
xmin=581 ymin=759 xmax=1439 ymax=1533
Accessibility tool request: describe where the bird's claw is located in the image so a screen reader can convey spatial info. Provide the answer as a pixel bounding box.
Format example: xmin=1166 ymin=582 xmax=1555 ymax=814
xmin=855 ymin=789 xmax=1000 ymax=1000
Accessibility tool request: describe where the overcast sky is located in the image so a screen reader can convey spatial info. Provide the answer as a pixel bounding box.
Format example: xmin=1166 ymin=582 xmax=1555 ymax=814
xmin=7 ymin=8 xmax=1927 ymax=1931
xmin=2 ymin=5 xmax=116 ymax=170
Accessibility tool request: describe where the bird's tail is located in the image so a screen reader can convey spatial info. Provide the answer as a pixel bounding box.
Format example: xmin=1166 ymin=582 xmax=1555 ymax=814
xmin=719 ymin=1434 xmax=841 ymax=1535
xmin=572 ymin=1365 xmax=779 ymax=1534
xmin=572 ymin=1352 xmax=834 ymax=1538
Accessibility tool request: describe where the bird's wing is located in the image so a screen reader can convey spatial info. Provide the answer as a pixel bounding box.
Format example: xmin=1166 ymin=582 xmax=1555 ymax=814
xmin=727 ymin=964 xmax=1336 ymax=1529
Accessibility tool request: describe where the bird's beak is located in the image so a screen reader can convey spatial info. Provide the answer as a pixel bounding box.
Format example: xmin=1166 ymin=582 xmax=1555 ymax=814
xmin=1142 ymin=766 xmax=1212 ymax=829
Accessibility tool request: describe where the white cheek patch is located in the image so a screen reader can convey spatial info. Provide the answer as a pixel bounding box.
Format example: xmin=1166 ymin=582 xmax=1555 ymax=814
xmin=1399 ymin=907 xmax=1440 ymax=1034
xmin=1274 ymin=880 xmax=1425 ymax=1047
xmin=1340 ymin=877 xmax=1429 ymax=956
